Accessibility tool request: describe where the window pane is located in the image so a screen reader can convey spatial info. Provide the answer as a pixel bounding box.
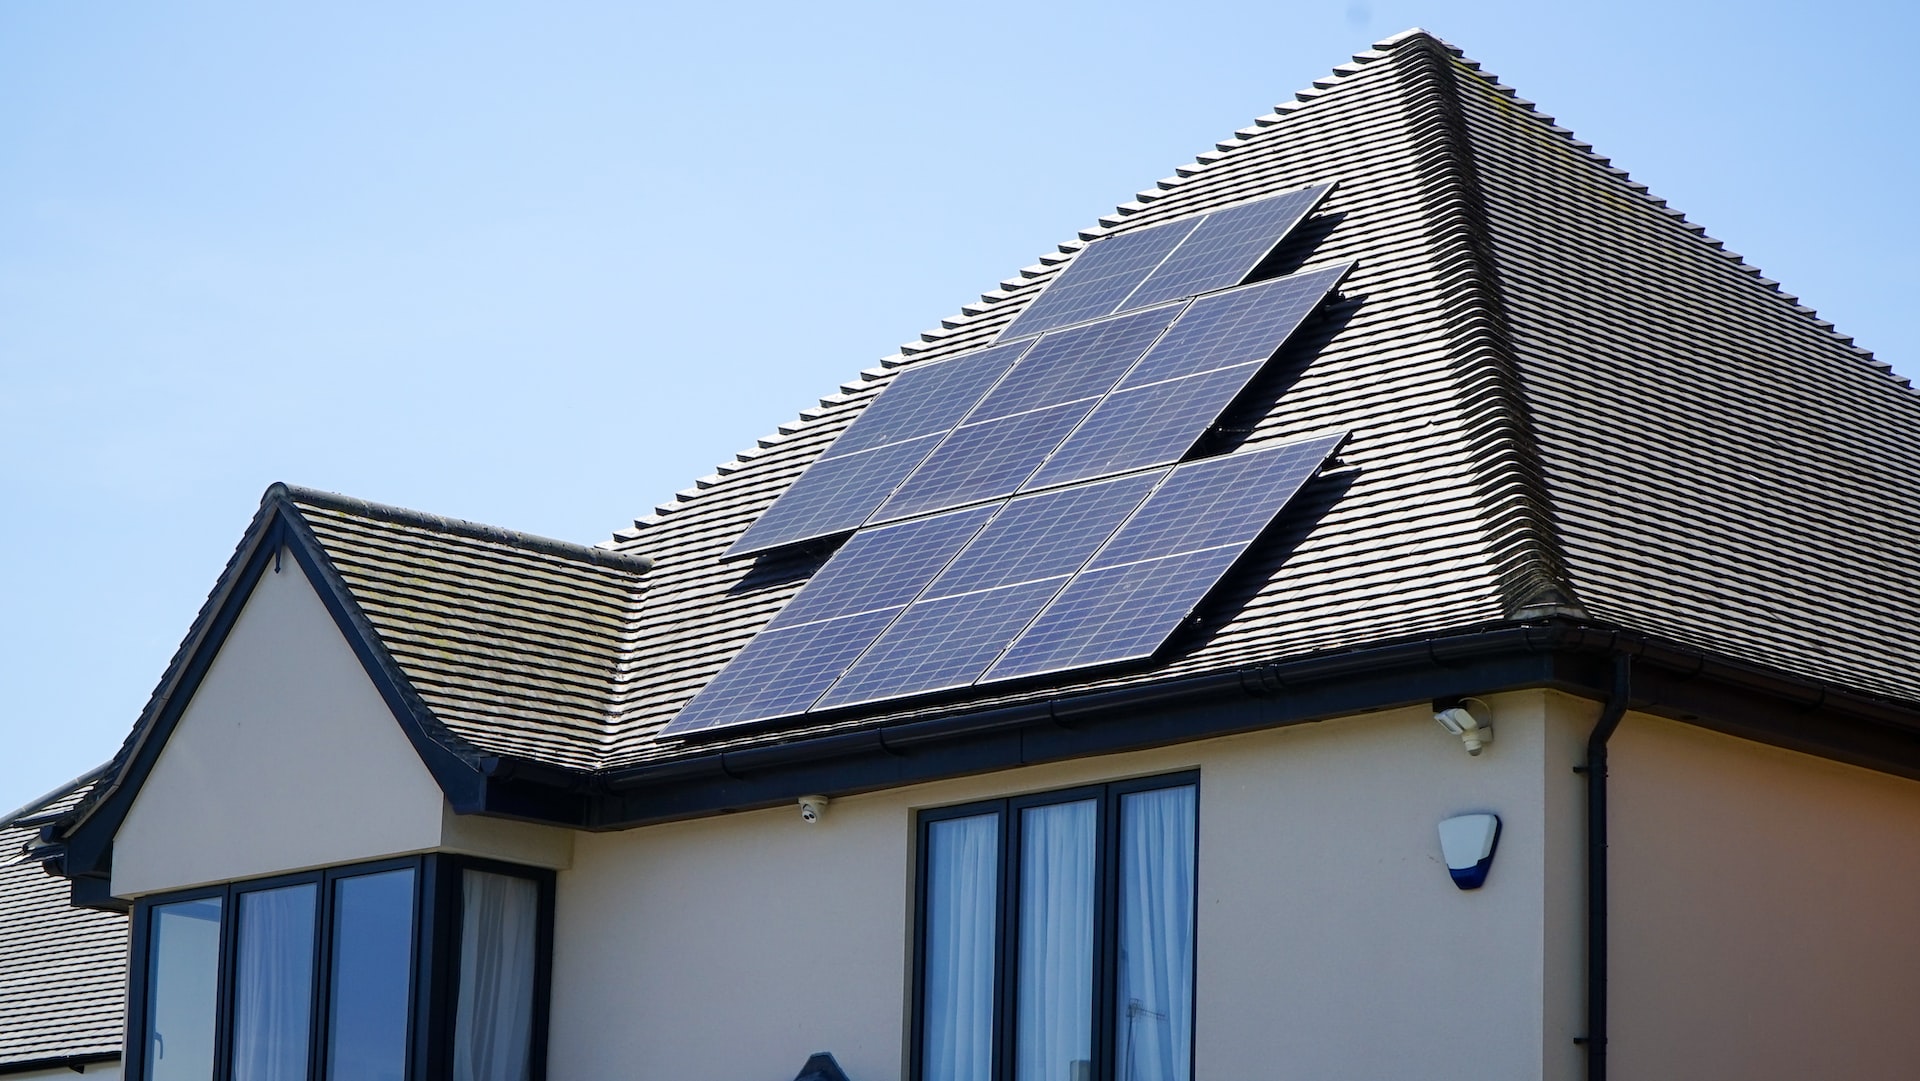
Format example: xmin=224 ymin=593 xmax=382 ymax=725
xmin=327 ymin=869 xmax=416 ymax=1081
xmin=452 ymin=870 xmax=539 ymax=1081
xmin=145 ymin=897 xmax=223 ymax=1081
xmin=233 ymin=884 xmax=318 ymax=1081
xmin=1014 ymin=800 xmax=1096 ymax=1081
xmin=1113 ymin=786 xmax=1197 ymax=1081
xmin=922 ymin=814 xmax=999 ymax=1081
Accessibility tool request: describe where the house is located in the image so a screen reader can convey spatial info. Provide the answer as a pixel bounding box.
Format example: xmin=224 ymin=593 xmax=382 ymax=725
xmin=12 ymin=27 xmax=1920 ymax=1081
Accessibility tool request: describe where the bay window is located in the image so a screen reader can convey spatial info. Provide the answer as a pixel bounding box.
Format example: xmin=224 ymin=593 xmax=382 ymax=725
xmin=913 ymin=773 xmax=1198 ymax=1081
xmin=127 ymin=856 xmax=552 ymax=1081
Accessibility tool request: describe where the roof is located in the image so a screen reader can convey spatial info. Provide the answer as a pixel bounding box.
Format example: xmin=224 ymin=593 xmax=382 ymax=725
xmin=48 ymin=30 xmax=1920 ymax=846
xmin=0 ymin=768 xmax=124 ymax=1072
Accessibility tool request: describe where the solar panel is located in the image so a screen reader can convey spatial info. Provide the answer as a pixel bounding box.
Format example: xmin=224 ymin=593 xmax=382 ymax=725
xmin=1000 ymin=218 xmax=1201 ymax=339
xmin=767 ymin=505 xmax=999 ymax=630
xmin=870 ymin=306 xmax=1177 ymax=522
xmin=1021 ymin=362 xmax=1262 ymax=491
xmin=669 ymin=506 xmax=997 ymax=735
xmin=726 ymin=433 xmax=945 ymax=557
xmin=984 ymin=433 xmax=1346 ymax=682
xmin=662 ymin=608 xmax=906 ymax=735
xmin=1119 ymin=184 xmax=1334 ymax=310
xmin=1116 ymin=264 xmax=1350 ymax=389
xmin=823 ymin=340 xmax=1033 ymax=460
xmin=1020 ymin=265 xmax=1349 ymax=490
xmin=969 ymin=306 xmax=1180 ymax=422
xmin=816 ymin=473 xmax=1163 ymax=709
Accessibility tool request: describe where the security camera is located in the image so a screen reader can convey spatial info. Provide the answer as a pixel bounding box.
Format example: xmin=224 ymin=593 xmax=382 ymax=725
xmin=1433 ymin=697 xmax=1494 ymax=756
xmin=798 ymin=795 xmax=830 ymax=824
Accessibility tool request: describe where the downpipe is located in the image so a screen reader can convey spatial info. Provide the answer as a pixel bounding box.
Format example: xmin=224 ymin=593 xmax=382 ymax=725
xmin=1577 ymin=654 xmax=1632 ymax=1080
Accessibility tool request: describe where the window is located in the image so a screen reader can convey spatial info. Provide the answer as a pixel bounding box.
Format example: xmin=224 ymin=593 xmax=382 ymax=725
xmin=127 ymin=856 xmax=553 ymax=1081
xmin=913 ymin=773 xmax=1198 ymax=1081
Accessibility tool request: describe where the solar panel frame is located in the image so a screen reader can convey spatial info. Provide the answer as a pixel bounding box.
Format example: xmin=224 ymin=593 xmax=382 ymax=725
xmin=1117 ymin=183 xmax=1334 ymax=311
xmin=661 ymin=607 xmax=909 ymax=736
xmin=1115 ymin=264 xmax=1351 ymax=390
xmin=1019 ymin=362 xmax=1264 ymax=492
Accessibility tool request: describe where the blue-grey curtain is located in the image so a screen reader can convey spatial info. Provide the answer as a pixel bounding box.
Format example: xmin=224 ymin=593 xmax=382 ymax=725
xmin=232 ymin=884 xmax=317 ymax=1081
xmin=1114 ymin=786 xmax=1196 ymax=1081
xmin=452 ymin=870 xmax=539 ymax=1081
xmin=922 ymin=813 xmax=999 ymax=1081
xmin=1015 ymin=800 xmax=1096 ymax=1081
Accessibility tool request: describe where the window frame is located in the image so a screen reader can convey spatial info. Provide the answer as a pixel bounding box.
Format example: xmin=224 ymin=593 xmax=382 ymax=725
xmin=124 ymin=853 xmax=555 ymax=1081
xmin=909 ymin=770 xmax=1200 ymax=1081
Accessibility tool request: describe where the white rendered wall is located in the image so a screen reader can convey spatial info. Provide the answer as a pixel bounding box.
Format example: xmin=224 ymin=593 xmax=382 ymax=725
xmin=1608 ymin=713 xmax=1920 ymax=1080
xmin=112 ymin=548 xmax=570 ymax=898
xmin=550 ymin=692 xmax=1586 ymax=1081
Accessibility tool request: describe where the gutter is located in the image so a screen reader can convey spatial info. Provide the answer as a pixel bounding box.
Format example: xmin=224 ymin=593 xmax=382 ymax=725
xmin=0 ymin=1052 xmax=119 ymax=1077
xmin=1576 ymin=654 xmax=1631 ymax=1080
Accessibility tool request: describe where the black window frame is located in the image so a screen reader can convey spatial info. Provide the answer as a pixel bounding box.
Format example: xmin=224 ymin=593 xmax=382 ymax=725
xmin=124 ymin=853 xmax=556 ymax=1081
xmin=909 ymin=770 xmax=1201 ymax=1081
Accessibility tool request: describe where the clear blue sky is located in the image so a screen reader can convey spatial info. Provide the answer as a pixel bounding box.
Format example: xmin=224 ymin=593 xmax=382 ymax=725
xmin=3 ymin=1 xmax=1914 ymax=813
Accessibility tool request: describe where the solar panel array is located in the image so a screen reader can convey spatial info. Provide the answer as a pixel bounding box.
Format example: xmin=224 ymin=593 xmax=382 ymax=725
xmin=674 ymin=181 xmax=1347 ymax=737
xmin=1000 ymin=183 xmax=1333 ymax=339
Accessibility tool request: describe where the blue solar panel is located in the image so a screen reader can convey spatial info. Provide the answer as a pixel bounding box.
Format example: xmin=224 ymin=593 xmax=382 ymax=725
xmin=1022 ymin=362 xmax=1262 ymax=491
xmin=984 ymin=433 xmax=1346 ymax=682
xmin=969 ymin=306 xmax=1179 ymax=423
xmin=927 ymin=472 xmax=1164 ymax=596
xmin=867 ymin=403 xmax=1088 ymax=523
xmin=1120 ymin=184 xmax=1333 ymax=310
xmin=1000 ymin=218 xmax=1201 ymax=339
xmin=979 ymin=548 xmax=1242 ymax=679
xmin=767 ymin=505 xmax=997 ymax=630
xmin=824 ymin=340 xmax=1032 ymax=460
xmin=816 ymin=474 xmax=1162 ymax=708
xmin=726 ymin=433 xmax=944 ymax=557
xmin=1117 ymin=264 xmax=1350 ymax=389
xmin=663 ymin=607 xmax=905 ymax=735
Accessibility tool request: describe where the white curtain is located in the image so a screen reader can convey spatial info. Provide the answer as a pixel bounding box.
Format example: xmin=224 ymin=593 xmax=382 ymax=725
xmin=1015 ymin=800 xmax=1095 ymax=1081
xmin=1114 ymin=786 xmax=1196 ymax=1081
xmin=232 ymin=884 xmax=316 ymax=1081
xmin=922 ymin=814 xmax=999 ymax=1081
xmin=452 ymin=871 xmax=540 ymax=1081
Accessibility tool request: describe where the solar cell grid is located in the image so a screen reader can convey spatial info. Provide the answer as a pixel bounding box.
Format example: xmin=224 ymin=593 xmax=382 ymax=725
xmin=663 ymin=607 xmax=904 ymax=734
xmin=1022 ymin=362 xmax=1263 ymax=491
xmin=925 ymin=472 xmax=1164 ymax=597
xmin=868 ymin=402 xmax=1089 ymax=524
xmin=1118 ymin=264 xmax=1350 ymax=390
xmin=1000 ymin=218 xmax=1200 ymax=339
xmin=824 ymin=341 xmax=1032 ymax=460
xmin=1090 ymin=433 xmax=1345 ymax=569
xmin=968 ymin=305 xmax=1179 ymax=423
xmin=766 ymin=505 xmax=997 ymax=630
xmin=727 ymin=432 xmax=945 ymax=557
xmin=983 ymin=547 xmax=1242 ymax=681
xmin=1119 ymin=184 xmax=1333 ymax=310
xmin=814 ymin=578 xmax=1068 ymax=709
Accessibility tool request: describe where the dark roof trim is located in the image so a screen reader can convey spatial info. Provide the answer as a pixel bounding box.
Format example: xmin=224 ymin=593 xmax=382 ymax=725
xmin=271 ymin=483 xmax=653 ymax=573
xmin=0 ymin=762 xmax=110 ymax=830
xmin=53 ymin=498 xmax=507 ymax=903
xmin=0 ymin=1052 xmax=119 ymax=1077
xmin=590 ymin=618 xmax=1920 ymax=829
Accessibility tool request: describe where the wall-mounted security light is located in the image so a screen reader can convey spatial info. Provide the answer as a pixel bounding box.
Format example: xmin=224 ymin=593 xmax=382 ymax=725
xmin=1433 ymin=696 xmax=1493 ymax=756
xmin=1438 ymin=813 xmax=1501 ymax=890
xmin=798 ymin=795 xmax=830 ymax=824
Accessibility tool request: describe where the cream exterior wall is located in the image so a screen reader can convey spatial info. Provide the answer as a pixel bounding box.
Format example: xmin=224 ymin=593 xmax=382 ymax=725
xmin=112 ymin=548 xmax=570 ymax=899
xmin=1608 ymin=712 xmax=1920 ymax=1081
xmin=551 ymin=692 xmax=1589 ymax=1081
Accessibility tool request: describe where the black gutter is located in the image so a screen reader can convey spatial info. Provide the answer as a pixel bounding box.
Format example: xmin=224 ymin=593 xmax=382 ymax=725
xmin=1576 ymin=655 xmax=1631 ymax=1080
xmin=0 ymin=1052 xmax=119 ymax=1076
